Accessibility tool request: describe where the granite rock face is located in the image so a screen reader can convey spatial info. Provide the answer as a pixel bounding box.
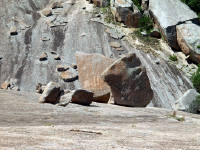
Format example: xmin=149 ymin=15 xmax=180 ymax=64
xmin=102 ymin=53 xmax=153 ymax=107
xmin=76 ymin=52 xmax=114 ymax=103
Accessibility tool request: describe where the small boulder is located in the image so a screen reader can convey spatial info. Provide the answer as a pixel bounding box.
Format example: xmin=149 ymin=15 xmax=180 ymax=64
xmin=109 ymin=42 xmax=121 ymax=48
xmin=56 ymin=65 xmax=69 ymax=72
xmin=71 ymin=64 xmax=77 ymax=69
xmin=51 ymin=2 xmax=63 ymax=9
xmin=36 ymin=83 xmax=46 ymax=94
xmin=102 ymin=53 xmax=153 ymax=107
xmin=150 ymin=28 xmax=161 ymax=38
xmin=60 ymin=70 xmax=78 ymax=82
xmin=42 ymin=8 xmax=53 ymax=17
xmin=10 ymin=26 xmax=18 ymax=36
xmin=39 ymin=82 xmax=61 ymax=104
xmin=176 ymin=22 xmax=200 ymax=63
xmin=57 ymin=93 xmax=72 ymax=106
xmin=54 ymin=55 xmax=61 ymax=60
xmin=175 ymin=89 xmax=199 ymax=112
xmin=1 ymin=81 xmax=10 ymax=90
xmin=71 ymin=89 xmax=93 ymax=106
xmin=39 ymin=52 xmax=48 ymax=61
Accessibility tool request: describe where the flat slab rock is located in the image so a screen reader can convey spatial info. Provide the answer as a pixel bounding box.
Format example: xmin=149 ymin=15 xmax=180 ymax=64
xmin=76 ymin=52 xmax=115 ymax=103
xmin=0 ymin=90 xmax=200 ymax=149
xmin=149 ymin=0 xmax=197 ymax=28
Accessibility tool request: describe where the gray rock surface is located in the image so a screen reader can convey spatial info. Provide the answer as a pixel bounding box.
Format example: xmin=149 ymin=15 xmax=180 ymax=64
xmin=175 ymin=89 xmax=199 ymax=112
xmin=0 ymin=90 xmax=200 ymax=149
xmin=0 ymin=0 xmax=194 ymax=109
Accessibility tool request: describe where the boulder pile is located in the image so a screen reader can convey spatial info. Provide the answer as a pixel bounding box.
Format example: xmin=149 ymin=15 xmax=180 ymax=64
xmin=37 ymin=52 xmax=154 ymax=108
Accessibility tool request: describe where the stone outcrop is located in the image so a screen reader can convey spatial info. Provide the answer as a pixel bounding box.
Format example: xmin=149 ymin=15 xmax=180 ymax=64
xmin=39 ymin=82 xmax=61 ymax=104
xmin=102 ymin=53 xmax=153 ymax=107
xmin=9 ymin=26 xmax=18 ymax=36
xmin=149 ymin=0 xmax=198 ymax=50
xmin=71 ymin=89 xmax=93 ymax=106
xmin=110 ymin=0 xmax=142 ymax=27
xmin=176 ymin=22 xmax=200 ymax=63
xmin=76 ymin=52 xmax=114 ymax=103
xmin=39 ymin=52 xmax=48 ymax=61
xmin=175 ymin=89 xmax=199 ymax=113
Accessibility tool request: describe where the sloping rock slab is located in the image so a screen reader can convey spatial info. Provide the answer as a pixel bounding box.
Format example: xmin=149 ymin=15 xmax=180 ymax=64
xmin=149 ymin=0 xmax=198 ymax=49
xmin=76 ymin=52 xmax=114 ymax=103
xmin=177 ymin=22 xmax=200 ymax=63
xmin=102 ymin=53 xmax=153 ymax=107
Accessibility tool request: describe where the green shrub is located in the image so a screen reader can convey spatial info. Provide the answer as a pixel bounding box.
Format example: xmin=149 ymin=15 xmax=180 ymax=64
xmin=197 ymin=45 xmax=200 ymax=49
xmin=181 ymin=0 xmax=200 ymax=14
xmin=132 ymin=0 xmax=142 ymax=11
xmin=191 ymin=65 xmax=200 ymax=93
xmin=169 ymin=55 xmax=178 ymax=61
xmin=139 ymin=15 xmax=153 ymax=33
xmin=188 ymin=95 xmax=200 ymax=113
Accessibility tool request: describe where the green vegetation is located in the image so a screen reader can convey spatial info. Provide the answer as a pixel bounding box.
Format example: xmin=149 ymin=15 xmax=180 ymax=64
xmin=100 ymin=7 xmax=120 ymax=25
xmin=169 ymin=55 xmax=178 ymax=61
xmin=132 ymin=0 xmax=142 ymax=11
xmin=168 ymin=111 xmax=185 ymax=122
xmin=139 ymin=15 xmax=153 ymax=33
xmin=188 ymin=95 xmax=200 ymax=113
xmin=197 ymin=45 xmax=200 ymax=49
xmin=191 ymin=65 xmax=200 ymax=93
xmin=181 ymin=0 xmax=200 ymax=17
